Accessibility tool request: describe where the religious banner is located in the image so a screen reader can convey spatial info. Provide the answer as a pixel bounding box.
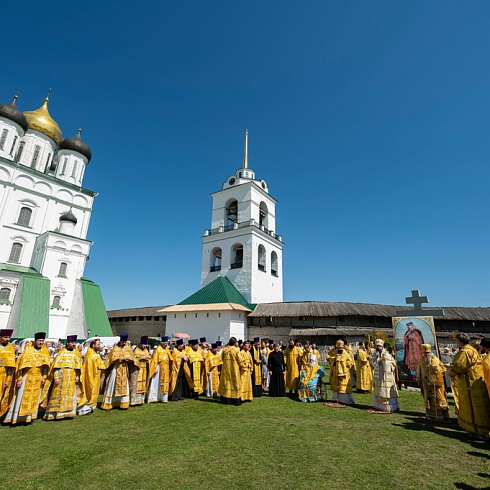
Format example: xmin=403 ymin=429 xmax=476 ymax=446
xmin=392 ymin=316 xmax=439 ymax=385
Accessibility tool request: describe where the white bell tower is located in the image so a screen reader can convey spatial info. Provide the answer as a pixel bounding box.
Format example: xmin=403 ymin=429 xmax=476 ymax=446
xmin=201 ymin=131 xmax=284 ymax=304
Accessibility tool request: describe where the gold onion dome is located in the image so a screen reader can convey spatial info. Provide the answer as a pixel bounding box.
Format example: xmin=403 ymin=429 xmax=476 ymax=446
xmin=23 ymin=97 xmax=62 ymax=143
xmin=58 ymin=128 xmax=92 ymax=162
xmin=0 ymin=95 xmax=28 ymax=133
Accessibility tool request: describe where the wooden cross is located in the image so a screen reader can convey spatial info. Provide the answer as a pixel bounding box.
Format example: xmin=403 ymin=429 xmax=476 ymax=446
xmin=395 ymin=290 xmax=444 ymax=317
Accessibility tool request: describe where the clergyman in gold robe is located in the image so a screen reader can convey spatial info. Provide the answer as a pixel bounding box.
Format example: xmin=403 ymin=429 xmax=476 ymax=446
xmin=355 ymin=342 xmax=373 ymax=393
xmin=251 ymin=337 xmax=263 ymax=397
xmin=77 ymin=338 xmax=106 ymax=415
xmin=148 ymin=336 xmax=171 ymax=403
xmin=370 ymin=339 xmax=399 ymax=413
xmin=130 ymin=336 xmax=150 ymax=406
xmin=101 ymin=334 xmax=134 ymax=410
xmin=0 ymin=328 xmax=16 ymax=416
xmin=187 ymin=339 xmax=206 ymax=398
xmin=218 ymin=337 xmax=242 ymax=405
xmin=239 ymin=341 xmax=253 ymax=402
xmin=449 ymin=333 xmax=490 ymax=440
xmin=481 ymin=337 xmax=490 ymax=397
xmin=284 ymin=339 xmax=302 ymax=394
xmin=416 ymin=344 xmax=450 ymax=422
xmin=4 ymin=332 xmax=51 ymax=425
xmin=169 ymin=338 xmax=192 ymax=401
xmin=328 ymin=340 xmax=354 ymax=405
xmin=43 ymin=334 xmax=83 ymax=420
xmin=205 ymin=342 xmax=222 ymax=398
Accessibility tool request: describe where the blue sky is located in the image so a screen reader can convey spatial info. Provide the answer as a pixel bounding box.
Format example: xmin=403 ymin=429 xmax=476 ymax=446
xmin=3 ymin=1 xmax=490 ymax=309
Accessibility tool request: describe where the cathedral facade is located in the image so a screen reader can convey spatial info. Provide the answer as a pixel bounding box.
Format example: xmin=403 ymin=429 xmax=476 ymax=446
xmin=0 ymin=92 xmax=112 ymax=339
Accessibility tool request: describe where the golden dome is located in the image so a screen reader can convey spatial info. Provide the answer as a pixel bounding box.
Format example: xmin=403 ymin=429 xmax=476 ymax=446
xmin=23 ymin=98 xmax=62 ymax=143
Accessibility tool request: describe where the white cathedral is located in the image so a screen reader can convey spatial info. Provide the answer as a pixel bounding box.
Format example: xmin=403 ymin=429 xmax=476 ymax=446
xmin=0 ymin=92 xmax=112 ymax=340
xmin=161 ymin=131 xmax=284 ymax=341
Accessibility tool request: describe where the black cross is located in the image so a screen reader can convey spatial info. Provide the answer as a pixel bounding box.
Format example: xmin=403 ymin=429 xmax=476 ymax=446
xmin=395 ymin=290 xmax=444 ymax=317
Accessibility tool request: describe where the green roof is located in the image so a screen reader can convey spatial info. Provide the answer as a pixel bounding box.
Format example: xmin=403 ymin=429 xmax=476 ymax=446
xmin=16 ymin=275 xmax=50 ymax=337
xmin=81 ymin=278 xmax=113 ymax=336
xmin=178 ymin=276 xmax=253 ymax=310
xmin=0 ymin=262 xmax=42 ymax=276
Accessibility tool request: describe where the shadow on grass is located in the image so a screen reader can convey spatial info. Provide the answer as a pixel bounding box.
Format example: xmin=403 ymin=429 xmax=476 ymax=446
xmin=194 ymin=397 xmax=221 ymax=404
xmin=393 ymin=416 xmax=470 ymax=442
xmin=453 ymin=483 xmax=481 ymax=489
xmin=396 ymin=417 xmax=490 ymax=453
xmin=468 ymin=451 xmax=490 ymax=460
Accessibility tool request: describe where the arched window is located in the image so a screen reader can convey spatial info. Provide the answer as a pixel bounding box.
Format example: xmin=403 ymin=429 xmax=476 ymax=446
xmin=15 ymin=141 xmax=25 ymax=163
xmin=0 ymin=288 xmax=11 ymax=303
xmin=258 ymin=245 xmax=266 ymax=272
xmin=231 ymin=243 xmax=243 ymax=269
xmin=226 ymin=199 xmax=238 ymax=229
xmin=0 ymin=129 xmax=8 ymax=150
xmin=31 ymin=145 xmax=41 ymax=168
xmin=259 ymin=202 xmax=268 ymax=228
xmin=52 ymin=296 xmax=61 ymax=308
xmin=58 ymin=262 xmax=68 ymax=277
xmin=271 ymin=251 xmax=278 ymax=277
xmin=8 ymin=242 xmax=22 ymax=263
xmin=16 ymin=207 xmax=32 ymax=227
xmin=9 ymin=136 xmax=18 ymax=156
xmin=210 ymin=248 xmax=222 ymax=272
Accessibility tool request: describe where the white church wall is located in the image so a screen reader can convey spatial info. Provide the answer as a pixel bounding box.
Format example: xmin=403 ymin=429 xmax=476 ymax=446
xmin=0 ymin=118 xmax=23 ymax=161
xmin=18 ymin=130 xmax=55 ymax=173
xmin=165 ymin=310 xmax=246 ymax=343
xmin=6 ymin=274 xmax=23 ymax=333
xmin=49 ymin=309 xmax=70 ymax=340
xmin=65 ymin=279 xmax=87 ymax=338
xmin=250 ymin=234 xmax=283 ymax=303
xmin=56 ymin=151 xmax=88 ymax=187
xmin=0 ymin=163 xmax=93 ymax=270
xmin=0 ymin=272 xmax=19 ymax=330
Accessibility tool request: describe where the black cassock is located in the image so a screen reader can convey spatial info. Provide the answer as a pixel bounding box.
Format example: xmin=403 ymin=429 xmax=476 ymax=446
xmin=268 ymin=351 xmax=286 ymax=397
xmin=171 ymin=358 xmax=191 ymax=401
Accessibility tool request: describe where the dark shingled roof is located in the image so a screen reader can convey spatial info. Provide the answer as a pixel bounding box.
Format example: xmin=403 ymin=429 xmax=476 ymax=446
xmin=107 ymin=306 xmax=169 ymax=318
xmin=249 ymin=301 xmax=490 ymax=321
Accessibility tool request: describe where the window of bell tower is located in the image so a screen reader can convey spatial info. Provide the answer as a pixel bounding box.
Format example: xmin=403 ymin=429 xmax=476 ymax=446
xmin=231 ymin=243 xmax=243 ymax=269
xmin=259 ymin=202 xmax=268 ymax=229
xmin=210 ymin=247 xmax=222 ymax=272
xmin=271 ymin=251 xmax=278 ymax=277
xmin=258 ymin=245 xmax=266 ymax=272
xmin=226 ymin=199 xmax=238 ymax=229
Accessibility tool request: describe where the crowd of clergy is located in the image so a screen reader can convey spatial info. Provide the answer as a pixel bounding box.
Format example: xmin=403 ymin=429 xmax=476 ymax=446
xmin=0 ymin=328 xmax=489 ymax=440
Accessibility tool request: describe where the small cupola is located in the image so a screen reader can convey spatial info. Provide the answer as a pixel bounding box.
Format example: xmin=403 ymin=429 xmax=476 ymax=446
xmin=58 ymin=127 xmax=92 ymax=163
xmin=59 ymin=209 xmax=77 ymax=235
xmin=0 ymin=94 xmax=28 ymax=134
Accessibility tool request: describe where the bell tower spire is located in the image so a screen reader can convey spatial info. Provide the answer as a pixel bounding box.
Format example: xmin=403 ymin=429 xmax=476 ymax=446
xmin=200 ymin=132 xmax=284 ymax=304
xmin=242 ymin=129 xmax=248 ymax=169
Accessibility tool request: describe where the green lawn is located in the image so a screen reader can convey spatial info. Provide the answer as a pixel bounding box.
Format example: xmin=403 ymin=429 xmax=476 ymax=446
xmin=2 ymin=389 xmax=489 ymax=490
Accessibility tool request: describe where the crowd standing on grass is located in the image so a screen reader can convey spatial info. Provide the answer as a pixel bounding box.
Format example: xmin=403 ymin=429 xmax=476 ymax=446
xmin=0 ymin=328 xmax=489 ymax=440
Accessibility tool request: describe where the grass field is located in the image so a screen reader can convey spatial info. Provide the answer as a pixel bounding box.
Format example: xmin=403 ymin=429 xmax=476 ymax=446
xmin=2 ymin=389 xmax=489 ymax=490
